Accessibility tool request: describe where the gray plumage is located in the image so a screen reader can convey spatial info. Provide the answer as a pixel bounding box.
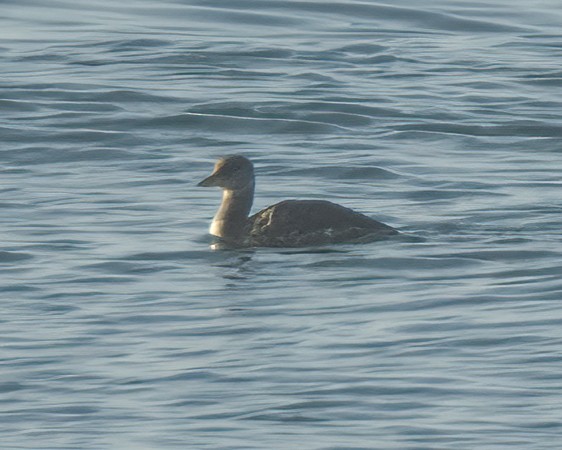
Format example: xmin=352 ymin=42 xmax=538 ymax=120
xmin=198 ymin=155 xmax=397 ymax=248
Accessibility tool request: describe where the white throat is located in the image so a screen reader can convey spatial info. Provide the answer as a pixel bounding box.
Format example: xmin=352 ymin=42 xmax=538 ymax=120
xmin=209 ymin=182 xmax=254 ymax=241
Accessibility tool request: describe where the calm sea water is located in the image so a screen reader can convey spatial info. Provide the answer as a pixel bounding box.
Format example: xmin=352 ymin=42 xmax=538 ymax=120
xmin=2 ymin=0 xmax=562 ymax=448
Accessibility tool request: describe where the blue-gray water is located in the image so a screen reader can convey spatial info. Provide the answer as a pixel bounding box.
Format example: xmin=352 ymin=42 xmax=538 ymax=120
xmin=2 ymin=0 xmax=562 ymax=448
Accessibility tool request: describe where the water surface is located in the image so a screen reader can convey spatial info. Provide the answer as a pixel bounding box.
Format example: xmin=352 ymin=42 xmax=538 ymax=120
xmin=2 ymin=0 xmax=562 ymax=448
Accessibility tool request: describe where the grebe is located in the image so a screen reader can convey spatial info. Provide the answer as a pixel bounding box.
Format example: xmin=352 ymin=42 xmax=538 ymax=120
xmin=198 ymin=155 xmax=397 ymax=248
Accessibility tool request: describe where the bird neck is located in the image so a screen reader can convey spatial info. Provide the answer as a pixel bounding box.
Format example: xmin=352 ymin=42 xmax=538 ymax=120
xmin=210 ymin=181 xmax=255 ymax=241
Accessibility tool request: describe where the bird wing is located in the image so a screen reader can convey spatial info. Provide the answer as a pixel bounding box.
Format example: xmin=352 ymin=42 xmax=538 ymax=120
xmin=248 ymin=200 xmax=395 ymax=246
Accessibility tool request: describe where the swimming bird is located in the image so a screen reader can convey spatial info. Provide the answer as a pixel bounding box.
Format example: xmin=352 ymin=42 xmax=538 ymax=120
xmin=198 ymin=155 xmax=398 ymax=248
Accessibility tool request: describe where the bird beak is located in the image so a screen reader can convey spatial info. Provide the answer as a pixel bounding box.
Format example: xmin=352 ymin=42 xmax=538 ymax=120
xmin=197 ymin=173 xmax=218 ymax=187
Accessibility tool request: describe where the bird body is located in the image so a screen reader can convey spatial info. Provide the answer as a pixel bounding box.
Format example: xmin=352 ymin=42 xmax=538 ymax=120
xmin=198 ymin=155 xmax=397 ymax=248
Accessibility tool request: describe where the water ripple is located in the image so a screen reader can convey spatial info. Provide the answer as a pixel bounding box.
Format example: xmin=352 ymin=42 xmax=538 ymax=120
xmin=2 ymin=0 xmax=562 ymax=449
